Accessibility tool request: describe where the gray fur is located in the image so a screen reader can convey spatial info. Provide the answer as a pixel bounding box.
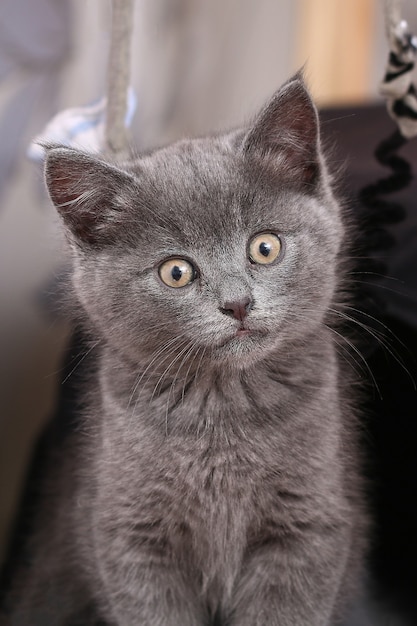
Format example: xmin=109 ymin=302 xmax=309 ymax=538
xmin=2 ymin=77 xmax=367 ymax=625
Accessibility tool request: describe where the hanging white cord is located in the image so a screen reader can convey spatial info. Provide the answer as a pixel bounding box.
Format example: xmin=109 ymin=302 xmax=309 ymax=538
xmin=28 ymin=0 xmax=136 ymax=161
xmin=380 ymin=0 xmax=417 ymax=139
xmin=105 ymin=0 xmax=134 ymax=157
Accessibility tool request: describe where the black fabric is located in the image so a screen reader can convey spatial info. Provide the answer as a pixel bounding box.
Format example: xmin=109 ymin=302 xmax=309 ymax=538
xmin=321 ymin=105 xmax=417 ymax=625
xmin=321 ymin=105 xmax=417 ymax=328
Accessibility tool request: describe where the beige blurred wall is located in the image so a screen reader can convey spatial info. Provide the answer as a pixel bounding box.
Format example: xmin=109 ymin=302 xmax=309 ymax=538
xmin=61 ymin=0 xmax=417 ymax=143
xmin=296 ymin=0 xmax=377 ymax=105
xmin=47 ymin=0 xmax=417 ymax=140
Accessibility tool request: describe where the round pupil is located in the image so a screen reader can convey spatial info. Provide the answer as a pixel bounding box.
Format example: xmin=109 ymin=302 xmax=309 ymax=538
xmin=171 ymin=265 xmax=183 ymax=281
xmin=259 ymin=241 xmax=271 ymax=257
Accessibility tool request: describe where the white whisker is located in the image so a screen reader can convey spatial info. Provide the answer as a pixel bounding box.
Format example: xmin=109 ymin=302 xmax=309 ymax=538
xmin=127 ymin=333 xmax=188 ymax=410
xmin=163 ymin=341 xmax=197 ymax=435
xmin=60 ymin=339 xmax=101 ymax=385
xmin=150 ymin=340 xmax=194 ymax=404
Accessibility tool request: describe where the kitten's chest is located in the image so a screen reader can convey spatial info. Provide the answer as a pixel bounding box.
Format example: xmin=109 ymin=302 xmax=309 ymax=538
xmin=160 ymin=436 xmax=261 ymax=597
xmin=102 ymin=426 xmax=270 ymax=595
xmin=97 ymin=375 xmax=322 ymax=598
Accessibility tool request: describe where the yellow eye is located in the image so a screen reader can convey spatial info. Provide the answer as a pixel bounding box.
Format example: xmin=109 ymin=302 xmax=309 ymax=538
xmin=249 ymin=233 xmax=282 ymax=265
xmin=159 ymin=258 xmax=195 ymax=288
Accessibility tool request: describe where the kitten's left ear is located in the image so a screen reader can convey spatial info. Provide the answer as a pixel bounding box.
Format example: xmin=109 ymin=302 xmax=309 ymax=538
xmin=44 ymin=146 xmax=135 ymax=247
xmin=243 ymin=75 xmax=320 ymax=187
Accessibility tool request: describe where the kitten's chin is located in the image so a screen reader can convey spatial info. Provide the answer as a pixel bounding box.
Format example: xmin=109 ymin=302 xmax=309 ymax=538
xmin=212 ymin=331 xmax=271 ymax=369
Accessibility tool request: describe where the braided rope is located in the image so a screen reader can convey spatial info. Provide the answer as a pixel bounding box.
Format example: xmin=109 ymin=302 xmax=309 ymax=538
xmin=384 ymin=0 xmax=402 ymax=45
xmin=381 ymin=0 xmax=417 ymax=139
xmin=105 ymin=0 xmax=134 ymax=157
xmin=354 ymin=0 xmax=415 ymax=350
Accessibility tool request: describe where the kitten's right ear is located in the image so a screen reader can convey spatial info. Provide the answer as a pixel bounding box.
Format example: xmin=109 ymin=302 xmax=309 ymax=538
xmin=45 ymin=147 xmax=135 ymax=247
xmin=242 ymin=76 xmax=320 ymax=188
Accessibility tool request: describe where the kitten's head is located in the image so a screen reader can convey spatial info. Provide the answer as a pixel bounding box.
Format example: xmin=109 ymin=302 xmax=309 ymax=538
xmin=45 ymin=76 xmax=343 ymax=371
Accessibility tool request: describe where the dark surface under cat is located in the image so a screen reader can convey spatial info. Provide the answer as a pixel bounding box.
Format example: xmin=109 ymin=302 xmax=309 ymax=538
xmin=1 ymin=85 xmax=417 ymax=625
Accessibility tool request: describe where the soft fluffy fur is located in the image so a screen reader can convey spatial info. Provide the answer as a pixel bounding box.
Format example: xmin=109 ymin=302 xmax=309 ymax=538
xmin=2 ymin=76 xmax=367 ymax=625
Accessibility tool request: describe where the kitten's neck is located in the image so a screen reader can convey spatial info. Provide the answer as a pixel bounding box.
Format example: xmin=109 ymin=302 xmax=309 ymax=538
xmin=97 ymin=329 xmax=338 ymax=437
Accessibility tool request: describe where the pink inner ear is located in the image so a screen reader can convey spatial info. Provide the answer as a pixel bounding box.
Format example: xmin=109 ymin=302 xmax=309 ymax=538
xmin=45 ymin=148 xmax=125 ymax=246
xmin=46 ymin=156 xmax=83 ymax=208
xmin=45 ymin=150 xmax=98 ymax=244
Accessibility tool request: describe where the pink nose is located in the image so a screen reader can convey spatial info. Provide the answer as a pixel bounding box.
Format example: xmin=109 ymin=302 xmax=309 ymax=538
xmin=219 ymin=297 xmax=252 ymax=321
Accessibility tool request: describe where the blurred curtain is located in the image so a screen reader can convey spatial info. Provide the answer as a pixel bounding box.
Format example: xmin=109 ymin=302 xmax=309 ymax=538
xmin=0 ymin=0 xmax=72 ymax=202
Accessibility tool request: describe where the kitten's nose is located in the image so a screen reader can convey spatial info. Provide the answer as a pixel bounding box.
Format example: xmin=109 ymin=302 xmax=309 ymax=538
xmin=220 ymin=297 xmax=252 ymax=321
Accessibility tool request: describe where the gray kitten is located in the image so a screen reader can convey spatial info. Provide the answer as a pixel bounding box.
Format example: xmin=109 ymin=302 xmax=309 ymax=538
xmin=2 ymin=76 xmax=367 ymax=625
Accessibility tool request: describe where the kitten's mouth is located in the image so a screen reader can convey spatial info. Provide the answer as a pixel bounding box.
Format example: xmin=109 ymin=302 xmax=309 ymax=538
xmin=219 ymin=325 xmax=267 ymax=346
xmin=212 ymin=325 xmax=270 ymax=365
xmin=235 ymin=328 xmax=252 ymax=338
